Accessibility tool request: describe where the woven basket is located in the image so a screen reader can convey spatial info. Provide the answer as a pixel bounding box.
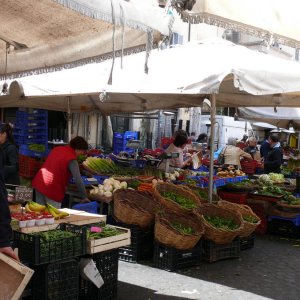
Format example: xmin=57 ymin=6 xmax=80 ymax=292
xmin=267 ymin=203 xmax=300 ymax=219
xmin=88 ymin=192 xmax=113 ymax=204
xmin=196 ymin=203 xmax=244 ymax=244
xmin=153 ymin=182 xmax=201 ymax=214
xmin=155 ymin=210 xmax=204 ymax=250
xmin=217 ymin=200 xmax=261 ymax=237
xmin=113 ymin=189 xmax=159 ymax=229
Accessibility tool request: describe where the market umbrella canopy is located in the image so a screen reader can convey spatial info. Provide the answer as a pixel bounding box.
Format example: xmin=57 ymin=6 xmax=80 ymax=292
xmin=0 ymin=0 xmax=170 ymax=79
xmin=3 ymin=38 xmax=300 ymax=114
xmin=173 ymin=0 xmax=300 ymax=48
xmin=237 ymin=107 xmax=300 ymax=130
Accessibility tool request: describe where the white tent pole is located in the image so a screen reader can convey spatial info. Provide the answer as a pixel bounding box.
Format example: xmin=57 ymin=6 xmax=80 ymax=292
xmin=208 ymin=94 xmax=216 ymax=203
xmin=67 ymin=96 xmax=72 ymax=142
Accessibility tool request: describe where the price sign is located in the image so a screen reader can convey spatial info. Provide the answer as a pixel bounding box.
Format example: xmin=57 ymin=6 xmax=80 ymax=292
xmin=15 ymin=186 xmax=33 ymax=203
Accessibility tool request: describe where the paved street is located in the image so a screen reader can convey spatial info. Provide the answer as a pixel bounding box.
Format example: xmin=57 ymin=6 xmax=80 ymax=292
xmin=118 ymin=234 xmax=300 ymax=300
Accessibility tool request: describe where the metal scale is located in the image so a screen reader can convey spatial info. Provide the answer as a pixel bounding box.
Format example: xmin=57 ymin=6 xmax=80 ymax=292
xmin=126 ymin=140 xmax=142 ymax=159
xmin=160 ymin=152 xmax=179 ymax=173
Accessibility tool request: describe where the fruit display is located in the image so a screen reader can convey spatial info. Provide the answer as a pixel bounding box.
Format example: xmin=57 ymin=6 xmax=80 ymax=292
xmin=25 ymin=201 xmax=69 ymax=220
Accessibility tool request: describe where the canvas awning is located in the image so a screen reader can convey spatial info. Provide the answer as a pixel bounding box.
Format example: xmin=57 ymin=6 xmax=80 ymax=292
xmin=238 ymin=107 xmax=300 ymax=130
xmin=173 ymin=0 xmax=300 ymax=48
xmin=0 ymin=0 xmax=170 ymax=79
xmin=2 ymin=38 xmax=300 ymax=114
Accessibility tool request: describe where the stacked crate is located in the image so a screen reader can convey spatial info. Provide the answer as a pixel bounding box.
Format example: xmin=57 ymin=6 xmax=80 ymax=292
xmin=14 ymin=109 xmax=48 ymax=178
xmin=113 ymin=131 xmax=138 ymax=155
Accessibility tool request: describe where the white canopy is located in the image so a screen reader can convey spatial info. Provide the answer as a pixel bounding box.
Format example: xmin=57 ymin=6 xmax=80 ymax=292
xmin=174 ymin=0 xmax=300 ymax=48
xmin=2 ymin=38 xmax=300 ymax=114
xmin=0 ymin=0 xmax=170 ymax=78
xmin=238 ymin=107 xmax=300 ymax=130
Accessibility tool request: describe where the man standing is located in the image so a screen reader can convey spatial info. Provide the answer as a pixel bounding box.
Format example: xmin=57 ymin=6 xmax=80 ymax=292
xmin=260 ymin=135 xmax=271 ymax=160
xmin=263 ymin=135 xmax=283 ymax=174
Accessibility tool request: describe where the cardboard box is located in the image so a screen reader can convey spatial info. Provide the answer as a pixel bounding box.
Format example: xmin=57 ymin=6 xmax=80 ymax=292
xmin=0 ymin=252 xmax=34 ymax=300
xmin=87 ymin=225 xmax=131 ymax=254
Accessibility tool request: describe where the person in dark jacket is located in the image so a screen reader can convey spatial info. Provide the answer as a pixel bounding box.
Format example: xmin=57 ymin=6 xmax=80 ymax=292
xmin=0 ymin=147 xmax=19 ymax=260
xmin=263 ymin=135 xmax=283 ymax=174
xmin=0 ymin=123 xmax=20 ymax=185
xmin=260 ymin=135 xmax=271 ymax=160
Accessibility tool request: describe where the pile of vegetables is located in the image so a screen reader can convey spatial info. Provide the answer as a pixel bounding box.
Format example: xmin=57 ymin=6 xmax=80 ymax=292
xmin=243 ymin=215 xmax=259 ymax=223
xmin=280 ymin=194 xmax=300 ymax=205
xmin=171 ymin=222 xmax=194 ymax=235
xmin=89 ymin=177 xmax=128 ymax=198
xmin=204 ymin=216 xmax=239 ymax=230
xmin=160 ymin=191 xmax=197 ymax=209
xmin=87 ymin=226 xmax=122 ymax=239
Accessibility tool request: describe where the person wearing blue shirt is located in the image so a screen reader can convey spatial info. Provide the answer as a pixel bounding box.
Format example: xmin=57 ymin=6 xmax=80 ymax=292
xmin=263 ymin=135 xmax=283 ymax=174
xmin=260 ymin=135 xmax=271 ymax=160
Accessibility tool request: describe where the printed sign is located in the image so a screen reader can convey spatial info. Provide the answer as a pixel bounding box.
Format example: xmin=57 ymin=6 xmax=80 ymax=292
xmin=15 ymin=186 xmax=33 ymax=203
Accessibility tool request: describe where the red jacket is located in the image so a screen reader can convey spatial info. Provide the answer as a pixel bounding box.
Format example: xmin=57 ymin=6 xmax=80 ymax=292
xmin=32 ymin=146 xmax=77 ymax=202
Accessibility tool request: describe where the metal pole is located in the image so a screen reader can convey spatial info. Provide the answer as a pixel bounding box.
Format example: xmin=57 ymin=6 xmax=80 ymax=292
xmin=208 ymin=94 xmax=216 ymax=203
xmin=67 ymin=96 xmax=72 ymax=142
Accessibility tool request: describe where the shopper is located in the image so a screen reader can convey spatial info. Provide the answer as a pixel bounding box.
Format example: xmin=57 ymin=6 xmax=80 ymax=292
xmin=158 ymin=133 xmax=193 ymax=172
xmin=196 ymin=133 xmax=208 ymax=143
xmin=32 ymin=136 xmax=90 ymax=208
xmin=0 ymin=123 xmax=20 ymax=185
xmin=0 ymin=148 xmax=19 ymax=261
xmin=189 ymin=132 xmax=197 ymax=142
xmin=244 ymin=137 xmax=261 ymax=161
xmin=260 ymin=135 xmax=271 ymax=160
xmin=223 ymin=137 xmax=253 ymax=169
xmin=263 ymin=134 xmax=283 ymax=174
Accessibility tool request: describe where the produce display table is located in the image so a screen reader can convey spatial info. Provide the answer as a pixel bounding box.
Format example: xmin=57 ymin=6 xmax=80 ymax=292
xmin=18 ymin=208 xmax=106 ymax=233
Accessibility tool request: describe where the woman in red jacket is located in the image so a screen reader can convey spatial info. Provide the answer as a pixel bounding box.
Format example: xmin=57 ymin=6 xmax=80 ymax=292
xmin=32 ymin=136 xmax=90 ymax=208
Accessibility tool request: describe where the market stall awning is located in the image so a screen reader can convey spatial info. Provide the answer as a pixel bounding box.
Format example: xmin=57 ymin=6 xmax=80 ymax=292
xmin=238 ymin=107 xmax=300 ymax=130
xmin=0 ymin=0 xmax=170 ymax=79
xmin=2 ymin=38 xmax=300 ymax=114
xmin=173 ymin=0 xmax=300 ymax=48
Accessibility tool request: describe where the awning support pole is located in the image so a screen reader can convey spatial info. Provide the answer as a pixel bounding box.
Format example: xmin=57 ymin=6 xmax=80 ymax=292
xmin=208 ymin=94 xmax=216 ymax=203
xmin=67 ymin=96 xmax=72 ymax=142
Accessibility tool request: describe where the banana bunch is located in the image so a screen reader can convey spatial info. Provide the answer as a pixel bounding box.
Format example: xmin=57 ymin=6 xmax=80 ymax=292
xmin=25 ymin=201 xmax=46 ymax=213
xmin=45 ymin=203 xmax=69 ymax=220
xmin=82 ymin=157 xmax=117 ymax=174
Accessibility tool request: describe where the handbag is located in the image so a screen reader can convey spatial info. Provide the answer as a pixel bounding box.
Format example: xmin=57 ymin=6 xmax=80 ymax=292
xmin=217 ymin=147 xmax=227 ymax=165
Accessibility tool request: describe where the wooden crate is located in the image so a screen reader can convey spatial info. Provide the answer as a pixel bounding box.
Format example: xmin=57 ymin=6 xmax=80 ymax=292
xmin=87 ymin=225 xmax=131 ymax=254
xmin=0 ymin=252 xmax=34 ymax=300
xmin=18 ymin=209 xmax=106 ymax=234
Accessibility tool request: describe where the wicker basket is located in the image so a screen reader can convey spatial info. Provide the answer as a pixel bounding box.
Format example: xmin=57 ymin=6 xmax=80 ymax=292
xmin=153 ymin=182 xmax=201 ymax=214
xmin=113 ymin=189 xmax=159 ymax=229
xmin=217 ymin=200 xmax=261 ymax=237
xmin=196 ymin=203 xmax=244 ymax=244
xmin=155 ymin=210 xmax=204 ymax=250
xmin=88 ymin=192 xmax=113 ymax=203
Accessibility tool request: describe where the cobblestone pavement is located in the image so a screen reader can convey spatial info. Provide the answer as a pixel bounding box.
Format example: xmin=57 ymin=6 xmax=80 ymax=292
xmin=118 ymin=234 xmax=300 ymax=300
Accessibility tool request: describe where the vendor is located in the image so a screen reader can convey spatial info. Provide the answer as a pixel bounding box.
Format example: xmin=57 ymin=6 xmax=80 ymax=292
xmin=158 ymin=133 xmax=192 ymax=172
xmin=263 ymin=135 xmax=283 ymax=174
xmin=32 ymin=136 xmax=90 ymax=209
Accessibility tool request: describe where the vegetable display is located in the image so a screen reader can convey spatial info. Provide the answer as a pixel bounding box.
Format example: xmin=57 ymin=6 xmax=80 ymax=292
xmin=87 ymin=226 xmax=122 ymax=239
xmin=160 ymin=191 xmax=197 ymax=209
xmin=243 ymin=215 xmax=259 ymax=223
xmin=204 ymin=215 xmax=239 ymax=230
xmin=171 ymin=222 xmax=194 ymax=235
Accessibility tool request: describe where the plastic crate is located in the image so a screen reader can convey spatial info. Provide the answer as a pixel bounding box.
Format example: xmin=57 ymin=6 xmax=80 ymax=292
xmin=30 ymin=258 xmax=78 ymax=300
xmin=18 ymin=155 xmax=44 ymax=178
xmin=153 ymin=241 xmax=202 ymax=272
xmin=13 ymin=223 xmax=87 ymax=265
xmin=217 ymin=190 xmax=248 ymax=204
xmin=240 ymin=234 xmax=255 ymax=250
xmin=268 ymin=217 xmax=300 ymax=238
xmin=19 ymin=144 xmax=49 ymax=158
xmin=79 ymin=249 xmax=119 ymax=300
xmin=117 ymin=223 xmax=154 ymax=263
xmin=202 ymin=238 xmax=240 ymax=263
xmin=133 ymin=159 xmax=147 ymax=169
xmin=113 ymin=131 xmax=138 ymax=155
xmin=72 ymin=201 xmax=99 ymax=214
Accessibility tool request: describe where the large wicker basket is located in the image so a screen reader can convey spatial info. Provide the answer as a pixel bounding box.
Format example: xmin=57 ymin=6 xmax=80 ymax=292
xmin=196 ymin=203 xmax=244 ymax=244
xmin=113 ymin=189 xmax=159 ymax=229
xmin=155 ymin=210 xmax=204 ymax=250
xmin=153 ymin=182 xmax=201 ymax=214
xmin=217 ymin=200 xmax=261 ymax=237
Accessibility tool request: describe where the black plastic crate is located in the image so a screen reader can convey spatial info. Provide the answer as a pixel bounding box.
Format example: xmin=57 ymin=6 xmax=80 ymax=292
xmin=153 ymin=240 xmax=202 ymax=272
xmin=31 ymin=258 xmax=79 ymax=300
xmin=13 ymin=223 xmax=87 ymax=265
xmin=116 ymin=223 xmax=154 ymax=263
xmin=240 ymin=234 xmax=255 ymax=250
xmin=268 ymin=218 xmax=300 ymax=238
xmin=79 ymin=249 xmax=119 ymax=300
xmin=202 ymin=238 xmax=240 ymax=263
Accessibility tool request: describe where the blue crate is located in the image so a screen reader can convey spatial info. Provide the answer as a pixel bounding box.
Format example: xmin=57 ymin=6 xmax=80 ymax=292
xmin=113 ymin=131 xmax=138 ymax=154
xmin=19 ymin=144 xmax=49 ymax=158
xmin=93 ymin=175 xmax=110 ymax=184
xmin=133 ymin=159 xmax=147 ymax=169
xmin=72 ymin=201 xmax=99 ymax=214
xmin=268 ymin=215 xmax=300 ymax=227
